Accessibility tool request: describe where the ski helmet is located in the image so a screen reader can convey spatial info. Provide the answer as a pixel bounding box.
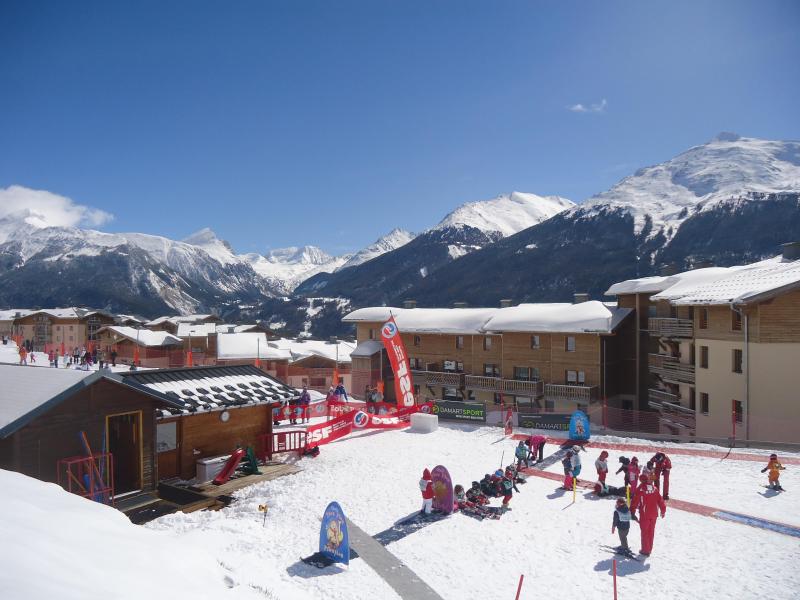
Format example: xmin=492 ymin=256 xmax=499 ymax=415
xmin=495 ymin=469 xmax=504 ymax=477
xmin=770 ymin=453 xmax=778 ymax=460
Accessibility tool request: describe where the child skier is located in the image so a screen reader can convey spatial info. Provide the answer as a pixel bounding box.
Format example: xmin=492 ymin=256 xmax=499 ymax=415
xmin=761 ymin=454 xmax=786 ymax=491
xmin=419 ymin=468 xmax=434 ymax=515
xmin=499 ymin=470 xmax=515 ymax=510
xmin=650 ymin=452 xmax=673 ymax=499
xmin=562 ymin=450 xmax=575 ymax=490
xmin=611 ymin=497 xmax=635 ymax=556
xmin=467 ymin=481 xmax=490 ymax=505
xmin=570 ymin=445 xmax=583 ymax=480
xmin=515 ymin=440 xmax=530 ymax=469
xmin=627 ymin=456 xmax=641 ymax=488
xmin=596 ymin=450 xmax=609 ymax=489
xmin=616 ymin=456 xmax=631 ymax=485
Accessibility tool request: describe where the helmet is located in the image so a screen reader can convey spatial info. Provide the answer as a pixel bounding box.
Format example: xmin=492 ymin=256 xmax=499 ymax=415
xmin=639 ymin=474 xmax=649 ymax=482
xmin=770 ymin=453 xmax=778 ymax=460
xmin=599 ymin=450 xmax=609 ymax=459
xmin=472 ymin=481 xmax=480 ymax=488
xmin=615 ymin=498 xmax=626 ymax=506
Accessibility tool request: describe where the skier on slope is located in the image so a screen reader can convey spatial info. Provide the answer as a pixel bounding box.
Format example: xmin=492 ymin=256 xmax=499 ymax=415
xmin=562 ymin=450 xmax=575 ymax=490
xmin=596 ymin=450 xmax=609 ymax=491
xmin=611 ymin=497 xmax=636 ymax=555
xmin=627 ymin=456 xmax=641 ymax=488
xmin=649 ymin=452 xmax=673 ymax=499
xmin=515 ymin=441 xmax=530 ymax=469
xmin=630 ymin=473 xmax=667 ymax=556
xmin=498 ymin=469 xmax=515 ymax=510
xmin=570 ymin=445 xmax=584 ymax=481
xmin=419 ymin=468 xmax=434 ymax=515
xmin=527 ymin=434 xmax=546 ymax=463
xmin=616 ymin=456 xmax=631 ymax=485
xmin=761 ymin=454 xmax=786 ymax=491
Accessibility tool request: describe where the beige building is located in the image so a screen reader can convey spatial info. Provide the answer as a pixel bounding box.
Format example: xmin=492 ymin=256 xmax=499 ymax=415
xmin=608 ymin=242 xmax=800 ymax=444
xmin=10 ymin=308 xmax=116 ymax=351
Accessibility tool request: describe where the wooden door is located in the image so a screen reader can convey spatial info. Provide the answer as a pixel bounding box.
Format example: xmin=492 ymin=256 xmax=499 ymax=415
xmin=107 ymin=412 xmax=142 ymax=495
xmin=156 ymin=420 xmax=180 ymax=480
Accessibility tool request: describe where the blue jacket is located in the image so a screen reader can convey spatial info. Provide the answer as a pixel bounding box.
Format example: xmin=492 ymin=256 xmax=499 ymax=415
xmin=334 ymin=384 xmax=348 ymax=401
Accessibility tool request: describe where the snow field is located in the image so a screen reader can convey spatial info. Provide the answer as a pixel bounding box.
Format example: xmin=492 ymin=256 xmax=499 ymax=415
xmin=148 ymin=426 xmax=800 ymax=600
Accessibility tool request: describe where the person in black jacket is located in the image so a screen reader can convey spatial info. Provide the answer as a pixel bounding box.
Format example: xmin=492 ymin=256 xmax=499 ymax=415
xmin=616 ymin=456 xmax=631 ymax=485
xmin=611 ymin=497 xmax=636 ymax=553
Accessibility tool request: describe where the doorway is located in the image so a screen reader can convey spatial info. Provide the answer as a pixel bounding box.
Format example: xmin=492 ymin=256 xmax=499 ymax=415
xmin=106 ymin=411 xmax=143 ymax=495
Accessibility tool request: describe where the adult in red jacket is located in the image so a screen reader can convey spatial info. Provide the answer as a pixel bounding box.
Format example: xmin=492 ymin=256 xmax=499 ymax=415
xmin=630 ymin=474 xmax=667 ymax=556
xmin=649 ymin=452 xmax=672 ymax=500
xmin=419 ymin=468 xmax=434 ymax=515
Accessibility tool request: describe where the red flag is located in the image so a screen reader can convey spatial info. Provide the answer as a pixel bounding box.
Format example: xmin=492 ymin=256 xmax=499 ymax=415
xmin=187 ymin=350 xmax=194 ymax=367
xmin=254 ymin=356 xmax=261 ymax=368
xmin=504 ymin=407 xmax=514 ymax=436
xmin=133 ymin=346 xmax=140 ymax=365
xmin=380 ymin=316 xmax=415 ymax=407
xmin=377 ymin=380 xmax=385 ymax=394
xmin=332 ymin=368 xmax=339 ymax=387
xmin=60 ymin=341 xmax=65 ymax=356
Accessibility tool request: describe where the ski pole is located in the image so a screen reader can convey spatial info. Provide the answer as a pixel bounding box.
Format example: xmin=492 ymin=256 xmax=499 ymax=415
xmin=626 ymin=484 xmax=630 ymax=507
xmin=500 ymin=450 xmax=505 ymax=470
xmin=515 ymin=574 xmax=524 ymax=600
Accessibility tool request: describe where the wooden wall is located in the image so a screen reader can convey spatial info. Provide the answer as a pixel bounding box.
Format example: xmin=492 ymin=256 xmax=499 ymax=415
xmin=756 ymin=290 xmax=800 ymax=343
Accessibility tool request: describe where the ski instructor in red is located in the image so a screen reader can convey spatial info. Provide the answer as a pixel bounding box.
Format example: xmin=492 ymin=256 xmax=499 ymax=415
xmin=630 ymin=473 xmax=666 ymax=556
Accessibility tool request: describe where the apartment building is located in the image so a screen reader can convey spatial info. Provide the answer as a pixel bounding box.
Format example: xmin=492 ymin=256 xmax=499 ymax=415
xmin=342 ymin=299 xmax=635 ymax=412
xmin=11 ymin=308 xmax=116 ymax=351
xmin=607 ymin=242 xmax=800 ymax=443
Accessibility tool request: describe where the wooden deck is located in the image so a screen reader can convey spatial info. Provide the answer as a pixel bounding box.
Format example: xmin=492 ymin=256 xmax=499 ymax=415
xmin=191 ymin=462 xmax=302 ymax=498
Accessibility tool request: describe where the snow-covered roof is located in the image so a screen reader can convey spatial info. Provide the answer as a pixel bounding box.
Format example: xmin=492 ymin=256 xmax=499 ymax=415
xmin=482 ymin=301 xmax=632 ymax=334
xmin=0 ymin=364 xmax=98 ymax=438
xmin=0 ymin=309 xmax=33 ymax=321
xmin=176 ymin=322 xmax=217 ymax=338
xmin=217 ymin=332 xmax=290 ymax=360
xmin=145 ymin=314 xmax=216 ymax=327
xmin=97 ymin=326 xmax=183 ymax=347
xmin=342 ymin=307 xmax=499 ymax=335
xmin=268 ymin=337 xmax=356 ymax=363
xmin=215 ymin=323 xmax=260 ymax=334
xmin=351 ymin=340 xmax=384 ymax=357
xmin=119 ymin=364 xmax=297 ymax=418
xmin=606 ymin=267 xmax=742 ymax=296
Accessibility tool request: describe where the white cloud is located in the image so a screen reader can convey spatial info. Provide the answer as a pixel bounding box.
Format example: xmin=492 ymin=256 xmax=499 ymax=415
xmin=568 ymin=98 xmax=607 ymax=114
xmin=0 ymin=185 xmax=113 ymax=229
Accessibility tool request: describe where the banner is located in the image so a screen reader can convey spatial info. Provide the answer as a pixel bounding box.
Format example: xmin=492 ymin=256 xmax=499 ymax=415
xmin=350 ymin=405 xmax=419 ymax=430
xmin=432 ymin=400 xmax=486 ymax=422
xmin=380 ymin=316 xmax=415 ymax=407
xmin=504 ymin=407 xmax=514 ymax=435
xmin=319 ymin=501 xmax=349 ymax=565
xmin=431 ymin=465 xmax=454 ymax=514
xmin=306 ymin=411 xmax=354 ymax=447
xmin=517 ymin=412 xmax=571 ymax=431
xmin=569 ymin=410 xmax=591 ymax=440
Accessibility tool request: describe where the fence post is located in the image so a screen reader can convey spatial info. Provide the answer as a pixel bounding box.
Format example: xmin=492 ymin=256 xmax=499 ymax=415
xmin=515 ymin=574 xmax=524 ymax=600
xmin=603 ymin=397 xmax=608 ymax=429
xmin=613 ymin=559 xmax=618 ymax=600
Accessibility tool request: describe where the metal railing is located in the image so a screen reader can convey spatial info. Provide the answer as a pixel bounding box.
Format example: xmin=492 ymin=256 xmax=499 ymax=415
xmin=648 ymin=388 xmax=678 ymax=406
xmin=648 ymin=353 xmax=695 ymax=384
xmin=648 ymin=317 xmax=693 ymax=338
xmin=544 ymin=384 xmax=598 ymax=402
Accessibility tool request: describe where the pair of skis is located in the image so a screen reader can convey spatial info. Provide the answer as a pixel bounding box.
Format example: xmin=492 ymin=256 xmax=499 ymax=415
xmin=600 ymin=544 xmax=642 ymax=562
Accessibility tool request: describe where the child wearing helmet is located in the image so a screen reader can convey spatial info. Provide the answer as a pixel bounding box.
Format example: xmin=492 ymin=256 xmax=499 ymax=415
xmin=761 ymin=454 xmax=786 ymax=491
xmin=596 ymin=450 xmax=609 ymax=487
xmin=612 ymin=497 xmax=635 ymax=554
xmin=562 ymin=450 xmax=575 ymax=490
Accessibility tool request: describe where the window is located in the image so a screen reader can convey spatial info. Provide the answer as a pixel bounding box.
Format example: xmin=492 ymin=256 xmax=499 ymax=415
xmin=530 ymin=335 xmax=540 ymax=349
xmin=156 ymin=422 xmax=177 ymax=453
xmin=69 ymin=325 xmax=74 ymax=331
xmin=566 ymin=370 xmax=578 ymax=384
xmin=700 ymin=393 xmax=709 ymax=415
xmin=577 ymin=371 xmax=586 ymax=385
xmin=689 ymin=343 xmax=696 ymax=365
xmin=409 ymin=357 xmax=422 ymax=370
xmin=513 ymin=366 xmax=530 ymax=381
xmin=700 ymin=346 xmax=709 ymax=369
xmin=731 ymin=310 xmax=742 ymax=331
xmin=413 ymin=335 xmax=421 ymax=347
xmin=531 ymin=367 xmax=540 ymax=380
xmin=455 ymin=335 xmax=464 ymax=349
xmin=443 ymin=387 xmax=460 ymax=401
xmin=483 ymin=336 xmax=492 ymax=351
xmin=732 ymin=349 xmax=743 ymax=374
xmin=413 ymin=384 xmax=420 ymax=397
xmin=566 ymin=336 xmax=576 ymax=352
xmin=56 ymin=326 xmax=61 ymax=331
xmin=699 ymin=308 xmax=708 ymax=329
xmin=457 ymin=361 xmax=464 ymax=373
xmin=493 ymin=393 xmax=503 ymax=405
xmin=484 ymin=363 xmax=499 ymax=377
xmin=733 ymin=400 xmax=743 ymax=424
xmin=368 ymin=328 xmax=375 ymax=340
xmin=689 ymin=388 xmax=696 ymax=411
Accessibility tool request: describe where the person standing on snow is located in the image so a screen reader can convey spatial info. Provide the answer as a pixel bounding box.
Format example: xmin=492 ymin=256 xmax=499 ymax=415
xmin=611 ymin=497 xmax=635 ymax=554
xmin=649 ymin=452 xmax=673 ymax=499
xmin=528 ymin=434 xmax=546 ymax=463
xmin=298 ymin=386 xmax=311 ymax=424
xmin=18 ymin=345 xmax=28 ymax=365
xmin=596 ymin=450 xmax=609 ymax=490
xmin=761 ymin=454 xmax=786 ymax=491
xmin=419 ymin=468 xmax=434 ymax=515
xmin=515 ymin=441 xmax=530 ymax=469
xmin=570 ymin=445 xmax=583 ymax=481
xmin=334 ymin=381 xmax=348 ymax=402
xmin=630 ymin=473 xmax=667 ymax=556
xmin=562 ymin=450 xmax=575 ymax=490
xmin=616 ymin=456 xmax=631 ymax=485
xmin=498 ymin=469 xmax=514 ymax=510
xmin=627 ymin=456 xmax=641 ymax=488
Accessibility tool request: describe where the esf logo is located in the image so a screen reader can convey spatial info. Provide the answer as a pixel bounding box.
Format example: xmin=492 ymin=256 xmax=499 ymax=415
xmin=419 ymin=404 xmax=432 ymax=414
xmin=352 ymin=411 xmax=370 ymax=429
xmin=381 ymin=321 xmax=397 ymax=339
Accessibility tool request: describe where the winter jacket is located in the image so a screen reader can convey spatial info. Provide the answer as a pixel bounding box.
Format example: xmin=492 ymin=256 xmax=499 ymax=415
xmin=515 ymin=445 xmax=528 ymax=460
xmin=650 ymin=454 xmax=672 ymax=474
xmin=630 ymin=481 xmax=666 ymax=521
xmin=334 ymin=384 xmax=348 ymax=401
xmin=455 ymin=489 xmax=467 ymax=504
xmin=500 ymin=478 xmax=514 ymax=496
xmin=299 ymin=390 xmax=311 ymax=406
xmin=762 ymin=459 xmax=785 ymax=482
xmin=562 ymin=455 xmax=573 ymax=475
xmin=595 ymin=458 xmax=608 ymax=475
xmin=419 ymin=469 xmax=434 ymax=499
xmin=615 ymin=457 xmax=630 ymax=476
xmin=613 ymin=505 xmax=632 ymax=532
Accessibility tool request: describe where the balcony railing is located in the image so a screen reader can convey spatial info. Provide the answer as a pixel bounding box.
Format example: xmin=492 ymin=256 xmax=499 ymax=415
xmin=503 ymin=379 xmax=544 ymax=397
xmin=544 ymin=384 xmax=598 ymax=402
xmin=648 ymin=388 xmax=679 ymax=406
xmin=464 ymin=375 xmax=503 ymax=392
xmin=648 ymin=353 xmax=695 ymax=384
xmin=648 ymin=318 xmax=693 ymax=339
xmin=412 ymin=370 xmax=464 ymax=387
xmin=649 ymin=398 xmax=696 ymax=431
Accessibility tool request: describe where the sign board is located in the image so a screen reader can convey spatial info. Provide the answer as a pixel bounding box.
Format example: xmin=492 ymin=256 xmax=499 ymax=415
xmin=517 ymin=412 xmax=571 ymax=431
xmin=319 ymin=501 xmax=349 ymax=565
xmin=432 ymin=401 xmax=486 ymax=422
xmin=431 ymin=465 xmax=454 ymax=514
xmin=569 ymin=410 xmax=591 ymax=440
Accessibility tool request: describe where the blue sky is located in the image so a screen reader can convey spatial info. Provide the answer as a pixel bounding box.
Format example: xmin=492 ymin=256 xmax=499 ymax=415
xmin=1 ymin=1 xmax=799 ymax=255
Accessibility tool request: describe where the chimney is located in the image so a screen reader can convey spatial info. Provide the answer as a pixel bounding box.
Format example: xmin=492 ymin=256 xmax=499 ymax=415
xmin=453 ymin=301 xmax=468 ymax=309
xmin=782 ymin=241 xmax=800 ymax=261
xmin=573 ymin=293 xmax=590 ymax=304
xmin=403 ymin=300 xmax=417 ymax=309
xmin=500 ymin=299 xmax=513 ymax=308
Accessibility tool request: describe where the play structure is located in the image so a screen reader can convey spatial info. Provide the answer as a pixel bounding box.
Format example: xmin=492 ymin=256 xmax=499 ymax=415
xmin=57 ymin=431 xmax=114 ymax=505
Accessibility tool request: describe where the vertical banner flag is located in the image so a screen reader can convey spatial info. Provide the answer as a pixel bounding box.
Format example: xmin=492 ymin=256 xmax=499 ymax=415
xmin=504 ymin=407 xmax=514 ymax=436
xmin=431 ymin=465 xmax=454 ymax=514
xmin=380 ymin=316 xmax=415 ymax=407
xmin=319 ymin=501 xmax=350 ymax=565
xmin=569 ymin=410 xmax=591 ymax=441
xmin=332 ymin=367 xmax=339 ymax=387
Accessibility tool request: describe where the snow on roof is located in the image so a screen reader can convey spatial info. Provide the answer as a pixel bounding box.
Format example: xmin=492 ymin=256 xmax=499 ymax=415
xmin=482 ymin=301 xmax=631 ymax=333
xmin=0 ymin=364 xmax=97 ymax=437
xmin=98 ymin=326 xmax=183 ymax=347
xmin=351 ymin=340 xmax=384 ymax=357
xmin=342 ymin=307 xmax=499 ymax=335
xmin=0 ymin=308 xmax=33 ymax=321
xmin=606 ymin=267 xmax=742 ymax=296
xmin=145 ymin=314 xmax=216 ymax=327
xmin=215 ymin=323 xmax=259 ymax=334
xmin=217 ymin=332 xmax=290 ymax=360
xmin=267 ymin=337 xmax=356 ymax=363
xmin=176 ymin=322 xmax=217 ymax=338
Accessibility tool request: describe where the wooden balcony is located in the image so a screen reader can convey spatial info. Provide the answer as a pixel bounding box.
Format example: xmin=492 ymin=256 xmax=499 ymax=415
xmin=544 ymin=384 xmax=598 ymax=402
xmin=503 ymin=379 xmax=544 ymax=397
xmin=464 ymin=375 xmax=503 ymax=392
xmin=648 ymin=318 xmax=693 ymax=339
xmin=648 ymin=353 xmax=695 ymax=384
xmin=647 ymin=388 xmax=679 ymax=406
xmin=649 ymin=397 xmax=696 ymax=432
xmin=411 ymin=370 xmax=464 ymax=387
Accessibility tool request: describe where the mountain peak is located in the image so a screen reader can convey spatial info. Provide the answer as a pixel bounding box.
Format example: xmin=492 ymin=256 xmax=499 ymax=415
xmin=266 ymin=245 xmax=333 ymax=265
xmin=337 ymin=228 xmax=416 ymax=270
xmin=712 ymin=131 xmax=742 ymax=143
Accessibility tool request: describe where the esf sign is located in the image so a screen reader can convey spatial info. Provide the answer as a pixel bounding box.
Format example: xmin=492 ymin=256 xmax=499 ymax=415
xmin=432 ymin=401 xmax=486 ymax=422
xmin=518 ymin=413 xmax=571 ymax=431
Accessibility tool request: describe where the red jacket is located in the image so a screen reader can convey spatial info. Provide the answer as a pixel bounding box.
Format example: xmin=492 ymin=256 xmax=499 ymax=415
xmin=419 ymin=469 xmax=434 ymax=499
xmin=651 ymin=454 xmax=672 ymax=473
xmin=630 ymin=481 xmax=666 ymax=521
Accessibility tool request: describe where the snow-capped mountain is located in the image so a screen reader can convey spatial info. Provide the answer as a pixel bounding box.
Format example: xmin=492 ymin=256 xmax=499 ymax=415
xmin=245 ymin=246 xmax=353 ymax=295
xmin=337 ymin=228 xmax=416 ymax=270
xmin=577 ymin=133 xmax=800 ymax=238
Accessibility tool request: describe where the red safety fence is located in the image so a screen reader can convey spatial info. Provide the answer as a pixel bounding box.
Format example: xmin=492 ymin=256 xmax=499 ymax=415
xmin=258 ymin=430 xmax=308 ymax=461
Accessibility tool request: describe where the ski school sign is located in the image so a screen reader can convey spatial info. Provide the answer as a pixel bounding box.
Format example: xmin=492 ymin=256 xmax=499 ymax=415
xmin=381 ymin=316 xmax=416 ymax=407
xmin=305 ymin=404 xmax=423 ymax=448
xmin=319 ymin=501 xmax=349 ymax=565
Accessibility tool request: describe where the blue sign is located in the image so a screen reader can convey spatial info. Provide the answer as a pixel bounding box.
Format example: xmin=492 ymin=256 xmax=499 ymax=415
xmin=319 ymin=501 xmax=349 ymax=565
xmin=569 ymin=410 xmax=591 ymax=441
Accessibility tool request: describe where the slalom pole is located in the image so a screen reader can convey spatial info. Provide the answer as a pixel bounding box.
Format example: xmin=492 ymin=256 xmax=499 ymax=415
xmin=500 ymin=450 xmax=505 ymax=470
xmin=613 ymin=559 xmax=618 ymax=600
xmin=514 ymin=574 xmax=524 ymax=600
xmin=572 ymin=476 xmax=577 ymax=503
xmin=625 ymin=484 xmax=630 ymax=507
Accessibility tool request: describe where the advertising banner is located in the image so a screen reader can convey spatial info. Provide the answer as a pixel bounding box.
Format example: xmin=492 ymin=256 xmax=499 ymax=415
xmin=569 ymin=410 xmax=591 ymax=441
xmin=380 ymin=316 xmax=416 ymax=407
xmin=306 ymin=412 xmax=354 ymax=447
xmin=432 ymin=400 xmax=487 ymax=422
xmin=431 ymin=465 xmax=454 ymax=514
xmin=504 ymin=407 xmax=514 ymax=435
xmin=517 ymin=412 xmax=572 ymax=431
xmin=319 ymin=501 xmax=349 ymax=565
